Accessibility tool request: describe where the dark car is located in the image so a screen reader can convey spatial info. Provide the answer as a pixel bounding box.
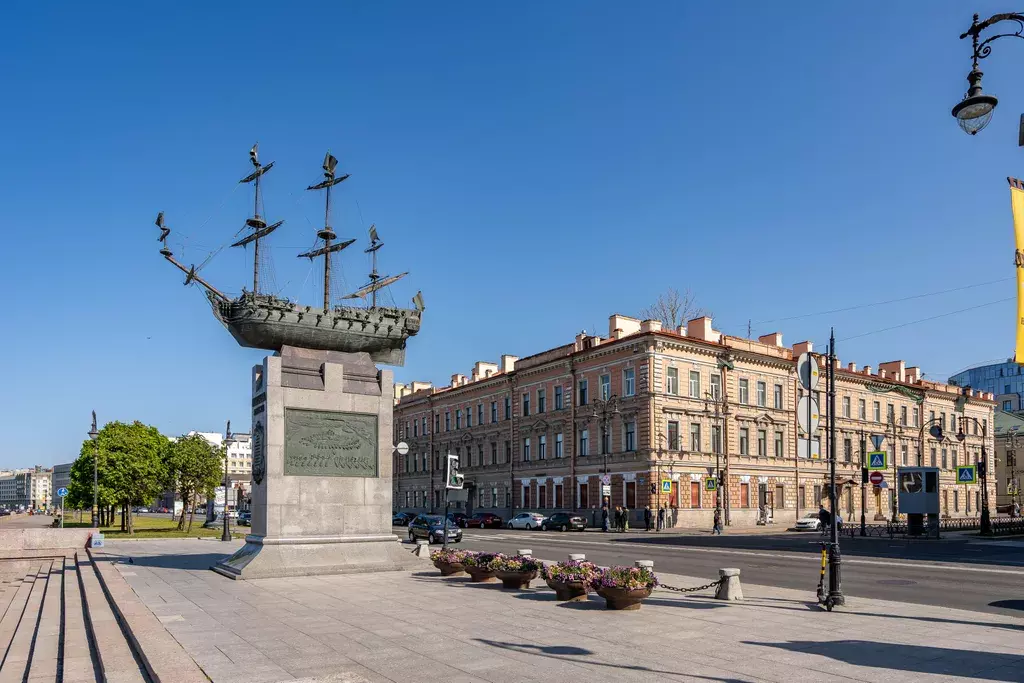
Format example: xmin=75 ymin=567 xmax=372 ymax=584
xmin=540 ymin=512 xmax=587 ymax=532
xmin=447 ymin=512 xmax=469 ymax=528
xmin=463 ymin=512 xmax=504 ymax=529
xmin=237 ymin=511 xmax=251 ymax=527
xmin=392 ymin=511 xmax=417 ymax=526
xmin=408 ymin=514 xmax=462 ymax=544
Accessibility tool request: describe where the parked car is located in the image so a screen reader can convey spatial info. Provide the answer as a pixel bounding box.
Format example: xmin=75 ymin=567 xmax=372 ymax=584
xmin=408 ymin=514 xmax=462 ymax=544
xmin=506 ymin=512 xmax=546 ymax=530
xmin=447 ymin=512 xmax=469 ymax=527
xmin=794 ymin=513 xmax=843 ymax=532
xmin=0 ymin=510 xmax=10 ymax=516
xmin=135 ymin=507 xmax=150 ymax=514
xmin=463 ymin=512 xmax=504 ymax=529
xmin=540 ymin=512 xmax=587 ymax=532
xmin=238 ymin=511 xmax=251 ymax=527
xmin=392 ymin=511 xmax=416 ymax=526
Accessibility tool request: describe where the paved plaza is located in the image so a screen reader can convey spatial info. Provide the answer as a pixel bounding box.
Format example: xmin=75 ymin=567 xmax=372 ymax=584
xmin=94 ymin=538 xmax=1024 ymax=683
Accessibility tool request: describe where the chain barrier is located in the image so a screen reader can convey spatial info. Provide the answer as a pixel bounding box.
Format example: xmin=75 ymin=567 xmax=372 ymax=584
xmin=656 ymin=577 xmax=724 ymax=594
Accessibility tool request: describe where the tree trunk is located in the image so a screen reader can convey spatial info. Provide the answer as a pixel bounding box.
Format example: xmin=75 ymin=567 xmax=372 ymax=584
xmin=128 ymin=506 xmax=134 ymax=536
xmin=187 ymin=493 xmax=195 ymax=533
xmin=120 ymin=504 xmax=126 ymax=532
xmin=177 ymin=485 xmax=189 ymax=530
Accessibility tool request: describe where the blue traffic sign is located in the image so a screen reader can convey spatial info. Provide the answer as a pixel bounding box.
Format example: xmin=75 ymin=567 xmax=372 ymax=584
xmin=956 ymin=466 xmax=977 ymax=484
xmin=56 ymin=487 xmax=68 ymax=498
xmin=867 ymin=451 xmax=887 ymax=470
xmin=870 ymin=434 xmax=884 ymax=450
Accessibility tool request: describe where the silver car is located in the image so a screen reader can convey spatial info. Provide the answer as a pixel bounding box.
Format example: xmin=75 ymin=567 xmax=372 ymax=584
xmin=506 ymin=512 xmax=546 ymax=530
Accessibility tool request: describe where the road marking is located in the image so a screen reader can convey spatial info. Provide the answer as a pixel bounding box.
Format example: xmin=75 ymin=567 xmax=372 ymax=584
xmin=460 ymin=532 xmax=1024 ymax=575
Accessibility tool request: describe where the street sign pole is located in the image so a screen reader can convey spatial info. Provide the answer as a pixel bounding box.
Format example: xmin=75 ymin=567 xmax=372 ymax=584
xmin=827 ymin=331 xmax=844 ymax=608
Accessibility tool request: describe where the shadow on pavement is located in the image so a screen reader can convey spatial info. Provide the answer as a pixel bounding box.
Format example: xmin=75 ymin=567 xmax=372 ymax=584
xmin=989 ymin=599 xmax=1024 ymax=612
xmin=97 ymin=552 xmax=234 ymax=571
xmin=744 ymin=640 xmax=1023 ymax=680
xmin=474 ymin=638 xmax=753 ymax=682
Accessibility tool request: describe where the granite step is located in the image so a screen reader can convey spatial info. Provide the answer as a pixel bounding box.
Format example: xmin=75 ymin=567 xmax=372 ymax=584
xmin=0 ymin=560 xmax=52 ymax=682
xmin=76 ymin=555 xmax=146 ymax=683
xmin=62 ymin=555 xmax=99 ymax=683
xmin=25 ymin=558 xmax=63 ymax=682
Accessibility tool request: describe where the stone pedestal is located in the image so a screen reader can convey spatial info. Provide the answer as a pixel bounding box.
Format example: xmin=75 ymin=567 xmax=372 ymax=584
xmin=213 ymin=346 xmax=423 ymax=579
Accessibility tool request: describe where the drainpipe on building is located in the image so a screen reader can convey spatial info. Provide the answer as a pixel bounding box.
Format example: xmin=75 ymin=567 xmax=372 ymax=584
xmin=569 ymin=359 xmax=577 ymax=512
xmin=428 ymin=394 xmax=435 ymax=513
xmin=722 ymin=364 xmax=731 ymax=526
xmin=793 ymin=374 xmax=800 ymax=522
xmin=508 ymin=374 xmax=516 ymax=519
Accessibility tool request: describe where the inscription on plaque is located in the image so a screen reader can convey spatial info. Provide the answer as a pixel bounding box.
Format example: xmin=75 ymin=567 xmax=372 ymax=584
xmin=283 ymin=408 xmax=378 ymax=477
xmin=251 ymin=421 xmax=266 ymax=485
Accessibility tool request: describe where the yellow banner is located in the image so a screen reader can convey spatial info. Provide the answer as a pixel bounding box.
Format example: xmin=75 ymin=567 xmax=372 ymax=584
xmin=1010 ymin=177 xmax=1024 ymax=362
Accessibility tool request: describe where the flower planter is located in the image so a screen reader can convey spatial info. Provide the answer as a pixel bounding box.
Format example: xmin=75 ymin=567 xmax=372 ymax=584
xmin=545 ymin=578 xmax=590 ymax=602
xmin=433 ymin=560 xmax=466 ymax=577
xmin=465 ymin=567 xmax=499 ymax=583
xmin=495 ymin=569 xmax=538 ymax=590
xmin=596 ymin=586 xmax=653 ymax=611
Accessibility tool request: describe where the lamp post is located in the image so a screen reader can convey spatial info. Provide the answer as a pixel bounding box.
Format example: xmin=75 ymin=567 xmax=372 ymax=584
xmin=704 ymin=391 xmax=728 ymax=522
xmin=859 ymin=428 xmax=867 ymax=536
xmin=592 ymin=395 xmax=620 ymax=508
xmin=887 ymin=415 xmax=904 ymax=523
xmin=951 ymin=13 xmax=1024 ymax=135
xmin=222 ymin=420 xmax=233 ymax=542
xmin=89 ymin=411 xmax=99 ymax=528
xmin=957 ymin=415 xmax=991 ymax=535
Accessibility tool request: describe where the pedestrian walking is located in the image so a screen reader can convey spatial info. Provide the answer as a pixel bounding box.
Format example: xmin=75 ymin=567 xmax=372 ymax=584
xmin=712 ymin=507 xmax=723 ymax=535
xmin=614 ymin=506 xmax=622 ymax=532
xmin=644 ymin=505 xmax=652 ymax=531
xmin=601 ymin=505 xmax=609 ymax=532
xmin=657 ymin=505 xmax=665 ymax=531
xmin=622 ymin=506 xmax=629 ymax=532
xmin=818 ymin=504 xmax=830 ymax=536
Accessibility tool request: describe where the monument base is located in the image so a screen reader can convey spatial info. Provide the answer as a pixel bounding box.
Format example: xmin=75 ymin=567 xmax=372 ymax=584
xmin=213 ymin=533 xmax=427 ymax=580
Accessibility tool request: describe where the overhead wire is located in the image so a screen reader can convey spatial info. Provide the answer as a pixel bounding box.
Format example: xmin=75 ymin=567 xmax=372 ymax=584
xmin=838 ymin=297 xmax=1015 ymax=342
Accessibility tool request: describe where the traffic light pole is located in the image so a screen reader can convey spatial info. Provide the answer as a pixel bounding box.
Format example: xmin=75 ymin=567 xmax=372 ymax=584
xmin=442 ymin=484 xmax=450 ymax=550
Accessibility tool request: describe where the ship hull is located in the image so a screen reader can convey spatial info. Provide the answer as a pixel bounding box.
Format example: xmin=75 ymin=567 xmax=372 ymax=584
xmin=208 ymin=292 xmax=420 ymax=366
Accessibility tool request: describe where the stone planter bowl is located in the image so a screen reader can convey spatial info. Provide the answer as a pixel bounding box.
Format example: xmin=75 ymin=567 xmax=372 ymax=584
xmin=465 ymin=567 xmax=499 ymax=583
xmin=545 ymin=578 xmax=590 ymax=602
xmin=433 ymin=560 xmax=465 ymax=577
xmin=596 ymin=585 xmax=653 ymax=610
xmin=495 ymin=569 xmax=538 ymax=590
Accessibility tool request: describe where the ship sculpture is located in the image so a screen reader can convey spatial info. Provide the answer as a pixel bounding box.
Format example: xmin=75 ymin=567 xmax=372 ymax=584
xmin=155 ymin=145 xmax=423 ymax=365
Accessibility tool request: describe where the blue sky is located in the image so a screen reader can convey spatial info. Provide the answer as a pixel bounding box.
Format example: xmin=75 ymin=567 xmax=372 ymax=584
xmin=2 ymin=2 xmax=1021 ymax=467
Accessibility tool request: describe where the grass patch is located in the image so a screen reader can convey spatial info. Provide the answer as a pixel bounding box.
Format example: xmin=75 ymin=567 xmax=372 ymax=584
xmin=60 ymin=511 xmax=241 ymax=539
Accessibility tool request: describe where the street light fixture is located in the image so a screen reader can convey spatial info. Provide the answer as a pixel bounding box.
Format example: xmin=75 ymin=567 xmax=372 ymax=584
xmin=703 ymin=391 xmax=729 ymax=522
xmin=89 ymin=411 xmax=99 ymax=529
xmin=951 ymin=13 xmax=1024 ymax=135
xmin=592 ymin=395 xmax=620 ymax=508
xmin=957 ymin=415 xmax=992 ymax=535
xmin=222 ymin=420 xmax=233 ymax=542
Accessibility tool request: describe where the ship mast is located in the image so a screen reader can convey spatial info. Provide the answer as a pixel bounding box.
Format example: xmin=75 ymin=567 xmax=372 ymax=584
xmin=342 ymin=225 xmax=408 ymax=306
xmin=303 ymin=151 xmax=350 ymax=311
xmin=234 ymin=144 xmax=282 ymax=294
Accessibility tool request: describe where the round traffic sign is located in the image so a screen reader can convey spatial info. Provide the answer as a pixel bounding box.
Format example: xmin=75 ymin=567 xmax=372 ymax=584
xmin=797 ymin=353 xmax=820 ymax=391
xmin=600 ymin=474 xmax=611 ymax=485
xmin=395 ymin=441 xmax=409 ymax=455
xmin=797 ymin=395 xmax=820 ymax=436
xmin=56 ymin=487 xmax=68 ymax=498
xmin=869 ymin=471 xmax=884 ymax=486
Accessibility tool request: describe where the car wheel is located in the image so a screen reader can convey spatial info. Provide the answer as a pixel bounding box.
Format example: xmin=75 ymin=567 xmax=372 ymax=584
xmin=459 ymin=520 xmax=466 ymax=528
xmin=408 ymin=531 xmax=415 ymax=541
xmin=560 ymin=524 xmax=568 ymax=532
xmin=541 ymin=524 xmax=548 ymax=531
xmin=506 ymin=522 xmax=513 ymax=529
xmin=526 ymin=523 xmax=532 ymax=530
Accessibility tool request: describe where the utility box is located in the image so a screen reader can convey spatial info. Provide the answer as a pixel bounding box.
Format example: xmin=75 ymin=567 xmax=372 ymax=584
xmin=898 ymin=467 xmax=940 ymax=538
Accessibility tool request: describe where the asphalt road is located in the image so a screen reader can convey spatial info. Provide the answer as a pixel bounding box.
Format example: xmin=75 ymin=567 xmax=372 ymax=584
xmin=415 ymin=526 xmax=1024 ymax=618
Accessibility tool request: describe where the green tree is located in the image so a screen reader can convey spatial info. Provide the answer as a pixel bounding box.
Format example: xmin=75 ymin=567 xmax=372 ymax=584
xmin=69 ymin=421 xmax=166 ymax=534
xmin=163 ymin=433 xmax=223 ymax=532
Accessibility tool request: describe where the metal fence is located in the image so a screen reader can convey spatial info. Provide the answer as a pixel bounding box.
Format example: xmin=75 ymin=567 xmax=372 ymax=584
xmin=838 ymin=516 xmax=1024 ymax=538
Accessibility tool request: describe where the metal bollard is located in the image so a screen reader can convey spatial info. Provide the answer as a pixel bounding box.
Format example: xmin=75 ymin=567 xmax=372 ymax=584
xmin=634 ymin=560 xmax=654 ymax=570
xmin=517 ymin=549 xmax=533 ymax=557
xmin=715 ymin=567 xmax=743 ymax=601
xmin=568 ymin=553 xmax=586 ymax=561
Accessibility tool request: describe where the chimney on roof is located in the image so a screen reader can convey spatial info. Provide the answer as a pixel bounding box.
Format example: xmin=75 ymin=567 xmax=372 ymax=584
xmin=677 ymin=324 xmax=687 ymax=336
xmin=793 ymin=341 xmax=813 ymax=355
xmin=500 ymin=355 xmax=518 ymax=373
xmin=879 ymin=360 xmax=906 ymax=383
xmin=863 ymin=366 xmax=872 ymax=376
xmin=847 ymin=363 xmax=857 ymax=372
xmin=609 ymin=314 xmax=642 ymax=339
xmin=640 ymin=319 xmax=663 ymax=333
xmin=758 ymin=332 xmax=783 ymax=347
xmin=906 ymin=367 xmax=921 ymax=383
xmin=687 ymin=316 xmax=720 ymax=343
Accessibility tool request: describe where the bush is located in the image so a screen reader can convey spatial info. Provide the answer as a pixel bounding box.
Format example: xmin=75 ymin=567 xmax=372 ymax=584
xmin=594 ymin=565 xmax=658 ymax=590
xmin=541 ymin=559 xmax=601 ymax=586
xmin=463 ymin=552 xmax=503 ymax=570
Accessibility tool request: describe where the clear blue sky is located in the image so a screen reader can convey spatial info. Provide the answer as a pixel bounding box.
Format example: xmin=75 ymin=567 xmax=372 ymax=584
xmin=2 ymin=2 xmax=1021 ymax=468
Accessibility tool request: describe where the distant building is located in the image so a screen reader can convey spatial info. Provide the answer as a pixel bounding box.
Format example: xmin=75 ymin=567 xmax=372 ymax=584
xmin=949 ymin=360 xmax=1024 ymax=413
xmin=52 ymin=463 xmax=72 ymax=498
xmin=190 ymin=431 xmax=253 ymax=477
xmin=0 ymin=466 xmax=49 ymax=508
xmin=995 ymin=410 xmax=1024 ymax=511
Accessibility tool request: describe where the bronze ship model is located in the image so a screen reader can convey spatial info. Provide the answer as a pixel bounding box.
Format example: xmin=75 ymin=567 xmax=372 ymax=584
xmin=154 ymin=145 xmax=423 ymax=365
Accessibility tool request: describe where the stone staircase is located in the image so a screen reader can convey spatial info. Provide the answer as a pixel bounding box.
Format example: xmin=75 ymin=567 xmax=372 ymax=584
xmin=0 ymin=551 xmax=148 ymax=682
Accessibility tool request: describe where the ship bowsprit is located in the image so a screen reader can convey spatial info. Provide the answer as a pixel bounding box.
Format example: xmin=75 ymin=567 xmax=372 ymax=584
xmin=206 ymin=291 xmax=420 ymax=366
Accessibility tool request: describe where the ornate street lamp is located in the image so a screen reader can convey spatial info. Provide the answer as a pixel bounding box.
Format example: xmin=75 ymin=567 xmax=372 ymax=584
xmin=951 ymin=13 xmax=1024 ymax=135
xmin=222 ymin=420 xmax=233 ymax=542
xmin=89 ymin=411 xmax=99 ymax=529
xmin=592 ymin=396 xmax=620 ymax=506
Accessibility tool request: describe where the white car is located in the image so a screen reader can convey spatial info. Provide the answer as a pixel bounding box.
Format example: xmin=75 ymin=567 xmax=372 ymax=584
xmin=506 ymin=512 xmax=546 ymax=530
xmin=794 ymin=513 xmax=844 ymax=532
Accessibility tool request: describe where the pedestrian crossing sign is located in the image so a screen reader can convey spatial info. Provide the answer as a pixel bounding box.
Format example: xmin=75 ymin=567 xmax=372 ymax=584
xmin=661 ymin=479 xmax=672 ymax=493
xmin=867 ymin=451 xmax=887 ymax=470
xmin=704 ymin=477 xmax=717 ymax=492
xmin=956 ymin=465 xmax=977 ymax=484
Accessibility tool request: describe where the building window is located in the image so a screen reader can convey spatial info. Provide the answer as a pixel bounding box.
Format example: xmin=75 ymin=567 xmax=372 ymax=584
xmin=739 ymin=428 xmax=749 ymax=455
xmin=690 ymin=423 xmax=701 ymax=452
xmin=739 ymin=379 xmax=750 ymax=405
xmin=843 ymin=438 xmax=852 ymax=463
xmin=710 ymin=374 xmax=722 ymax=400
xmin=522 ymin=393 xmax=530 ymax=417
xmin=466 ymin=408 xmax=472 ymax=428
xmin=900 ymin=406 xmax=907 ymax=426
xmin=858 ymin=399 xmax=866 ymax=420
xmin=887 ymin=404 xmax=895 ymax=424
xmin=941 ymin=448 xmax=947 ymax=470
xmin=873 ymin=402 xmax=881 ymax=422
xmin=739 ymin=483 xmax=750 ymax=508
xmin=555 ymin=433 xmax=563 ymax=458
xmin=952 ymin=452 xmax=958 ymax=469
xmin=913 ymin=408 xmax=919 ymax=427
xmin=623 ymin=368 xmax=635 ymax=397
xmin=455 ymin=410 xmax=462 ymax=429
xmin=599 ymin=374 xmax=611 ymax=401
xmin=600 ymin=424 xmax=610 ymax=455
xmin=505 ymin=396 xmax=511 ymax=419
xmin=554 ymin=385 xmax=563 ymax=410
xmin=668 ymin=421 xmax=680 ymax=450
xmin=504 ymin=440 xmax=511 ymax=463
xmin=523 ymin=438 xmax=531 ymax=462
xmin=578 ymin=379 xmax=589 ymax=406
xmin=491 ymin=401 xmax=497 ymax=423
xmin=491 ymin=442 xmax=497 ymax=465
xmin=579 ymin=429 xmax=589 ymax=456
xmin=774 ymin=384 xmax=783 ymax=410
xmin=491 ymin=487 xmax=498 ymax=508
xmin=901 ymin=444 xmax=908 ymax=466
xmin=434 ymin=415 xmax=440 ymax=433
xmin=842 ymin=396 xmax=851 ymax=418
xmin=477 ymin=444 xmax=484 ymax=467
xmin=757 ymin=430 xmax=767 ymax=456
xmin=539 ymin=435 xmax=547 ymax=460
xmin=666 ymin=367 xmax=679 ymax=395
xmin=445 ymin=412 xmax=451 ymax=431
xmin=774 ymin=432 xmax=784 ymax=458
xmin=930 ymin=447 xmax=936 ymax=467
xmin=478 ymin=404 xmax=483 ymax=425
xmin=757 ymin=381 xmax=767 ymax=407
xmin=689 ymin=371 xmax=701 ymax=398
xmin=538 ymin=389 xmax=546 ymax=413
xmin=412 ymin=420 xmax=418 ymax=437
xmin=775 ymin=484 xmax=785 ymax=509
xmin=711 ymin=425 xmax=722 ymax=454
xmin=625 ymin=422 xmax=636 ymax=452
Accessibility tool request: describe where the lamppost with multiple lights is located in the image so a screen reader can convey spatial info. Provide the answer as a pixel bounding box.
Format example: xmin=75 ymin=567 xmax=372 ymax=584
xmin=592 ymin=395 xmax=620 ymax=508
xmin=222 ymin=421 xmax=233 ymax=542
xmin=89 ymin=411 xmax=99 ymax=528
xmin=957 ymin=415 xmax=992 ymax=535
xmin=704 ymin=390 xmax=729 ymax=523
xmin=951 ymin=12 xmax=1024 ymax=135
xmin=887 ymin=413 xmax=904 ymax=522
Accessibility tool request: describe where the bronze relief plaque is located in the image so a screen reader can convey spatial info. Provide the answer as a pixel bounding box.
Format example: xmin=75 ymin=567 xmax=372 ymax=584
xmin=283 ymin=408 xmax=378 ymax=477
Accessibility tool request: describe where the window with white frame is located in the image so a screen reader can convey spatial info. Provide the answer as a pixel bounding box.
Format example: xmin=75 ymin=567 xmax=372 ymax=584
xmin=913 ymin=407 xmax=919 ymax=427
xmin=739 ymin=428 xmax=749 ymax=455
xmin=599 ymin=374 xmax=611 ymax=401
xmin=774 ymin=432 xmax=784 ymax=458
xmin=666 ymin=367 xmax=679 ymax=395
xmin=689 ymin=370 xmax=701 ymax=398
xmin=757 ymin=429 xmax=767 ymax=456
xmin=690 ymin=423 xmax=701 ymax=451
xmin=859 ymin=399 xmax=866 ymax=420
xmin=900 ymin=405 xmax=907 ymax=426
xmin=901 ymin=444 xmax=908 ymax=465
xmin=623 ymin=368 xmax=635 ymax=397
xmin=774 ymin=384 xmax=783 ymax=409
xmin=555 ymin=433 xmax=563 ymax=458
xmin=538 ymin=435 xmax=547 ymax=460
xmin=873 ymin=401 xmax=881 ymax=422
xmin=842 ymin=396 xmax=851 ymax=418
xmin=757 ymin=381 xmax=766 ymax=407
xmin=625 ymin=421 xmax=636 ymax=451
xmin=739 ymin=379 xmax=749 ymax=405
xmin=667 ymin=421 xmax=680 ymax=450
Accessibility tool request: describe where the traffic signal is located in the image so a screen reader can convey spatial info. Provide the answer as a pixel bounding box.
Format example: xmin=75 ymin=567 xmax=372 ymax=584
xmin=650 ymin=483 xmax=657 ymax=495
xmin=445 ymin=454 xmax=464 ymax=490
xmin=978 ymin=457 xmax=987 ymax=478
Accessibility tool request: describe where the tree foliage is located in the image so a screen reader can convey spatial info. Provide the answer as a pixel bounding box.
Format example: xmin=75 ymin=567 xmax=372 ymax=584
xmin=639 ymin=287 xmax=710 ymax=331
xmin=163 ymin=433 xmax=223 ymax=532
xmin=68 ymin=421 xmax=167 ymax=534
